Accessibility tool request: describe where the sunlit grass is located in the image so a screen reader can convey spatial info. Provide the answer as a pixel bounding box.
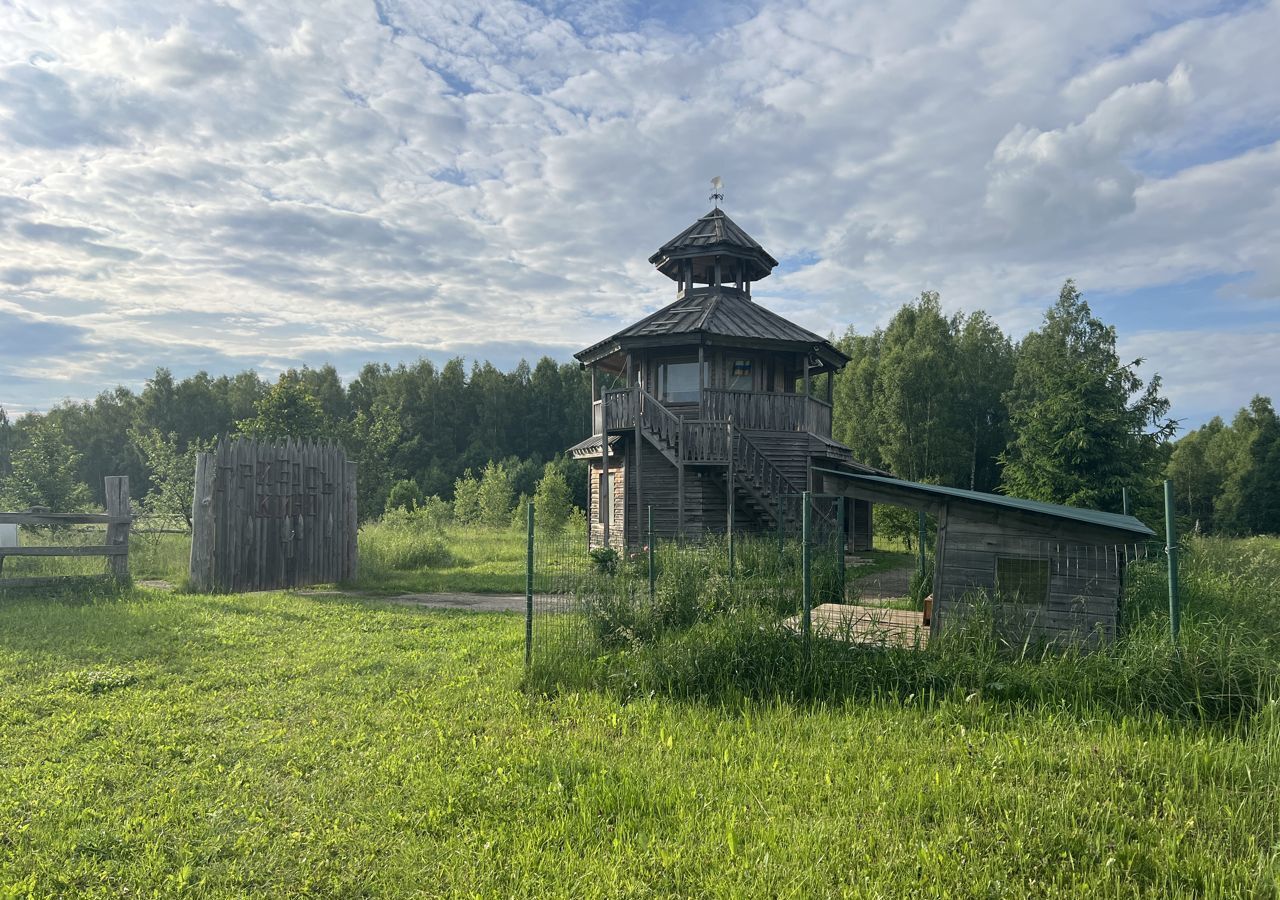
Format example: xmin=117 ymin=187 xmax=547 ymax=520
xmin=0 ymin=581 xmax=1277 ymax=896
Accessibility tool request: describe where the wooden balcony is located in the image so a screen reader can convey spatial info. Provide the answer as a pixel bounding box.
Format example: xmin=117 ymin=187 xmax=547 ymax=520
xmin=593 ymin=387 xmax=832 ymax=438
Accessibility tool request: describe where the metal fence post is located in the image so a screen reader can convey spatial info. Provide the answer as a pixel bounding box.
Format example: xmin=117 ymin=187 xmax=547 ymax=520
xmin=647 ymin=505 xmax=655 ymax=603
xmin=836 ymin=498 xmax=846 ymax=601
xmin=917 ymin=510 xmax=927 ymax=579
xmin=777 ymin=496 xmax=785 ymax=557
xmin=1164 ymin=479 xmax=1180 ymax=640
xmin=802 ymin=490 xmax=812 ymax=650
xmin=525 ymin=501 xmax=534 ymax=668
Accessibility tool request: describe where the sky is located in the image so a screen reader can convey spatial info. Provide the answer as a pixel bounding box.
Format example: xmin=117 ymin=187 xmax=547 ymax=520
xmin=1 ymin=0 xmax=1277 ymax=430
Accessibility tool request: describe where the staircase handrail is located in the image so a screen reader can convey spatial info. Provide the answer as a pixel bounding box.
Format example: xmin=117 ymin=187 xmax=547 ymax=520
xmin=637 ymin=387 xmax=683 ymax=456
xmin=732 ymin=429 xmax=802 ymax=502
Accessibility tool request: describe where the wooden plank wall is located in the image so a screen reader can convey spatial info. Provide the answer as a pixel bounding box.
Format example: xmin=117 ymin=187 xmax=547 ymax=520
xmin=934 ymin=506 xmax=1129 ymax=648
xmin=188 ymin=438 xmax=357 ymax=593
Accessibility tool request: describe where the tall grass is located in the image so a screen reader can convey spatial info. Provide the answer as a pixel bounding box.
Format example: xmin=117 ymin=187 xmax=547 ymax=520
xmin=530 ymin=535 xmax=1280 ymax=724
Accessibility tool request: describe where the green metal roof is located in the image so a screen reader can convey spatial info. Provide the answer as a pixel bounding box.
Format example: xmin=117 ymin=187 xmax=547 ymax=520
xmin=814 ymin=468 xmax=1157 ymax=537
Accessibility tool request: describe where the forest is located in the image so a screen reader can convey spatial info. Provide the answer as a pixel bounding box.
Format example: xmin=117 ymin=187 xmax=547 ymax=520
xmin=1 ymin=279 xmax=1276 ymax=535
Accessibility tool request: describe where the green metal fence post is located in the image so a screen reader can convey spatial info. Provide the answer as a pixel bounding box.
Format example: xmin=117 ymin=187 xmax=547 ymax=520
xmin=647 ymin=505 xmax=655 ymax=603
xmin=802 ymin=490 xmax=812 ymax=650
xmin=728 ymin=525 xmax=735 ymax=581
xmin=1164 ymin=479 xmax=1180 ymax=640
xmin=524 ymin=501 xmax=534 ymax=668
xmin=836 ymin=498 xmax=846 ymax=601
xmin=917 ymin=510 xmax=927 ymax=580
xmin=777 ymin=496 xmax=785 ymax=557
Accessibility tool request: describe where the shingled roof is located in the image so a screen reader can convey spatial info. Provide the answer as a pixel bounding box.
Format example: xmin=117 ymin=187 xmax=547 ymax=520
xmin=575 ymin=288 xmax=850 ymax=372
xmin=648 ymin=208 xmax=778 ymax=282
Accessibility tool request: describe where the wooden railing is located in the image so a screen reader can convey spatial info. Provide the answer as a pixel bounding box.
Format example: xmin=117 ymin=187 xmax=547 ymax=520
xmin=683 ymin=420 xmax=729 ymax=463
xmin=603 ymin=388 xmax=637 ymax=431
xmin=0 ymin=477 xmax=132 ymax=589
xmin=702 ymin=389 xmax=832 ymax=436
xmin=638 ymin=388 xmax=683 ymax=451
xmin=600 ymin=388 xmax=833 ymax=438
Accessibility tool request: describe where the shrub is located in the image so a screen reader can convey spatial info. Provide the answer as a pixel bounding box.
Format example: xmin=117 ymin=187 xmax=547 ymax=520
xmin=453 ymin=470 xmax=481 ymax=525
xmin=385 ymin=478 xmax=424 ymax=513
xmin=534 ymin=465 xmax=574 ymax=533
xmin=477 ymin=460 xmax=515 ymax=528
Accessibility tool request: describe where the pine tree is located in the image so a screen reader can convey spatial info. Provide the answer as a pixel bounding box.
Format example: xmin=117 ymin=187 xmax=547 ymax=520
xmin=1000 ymin=280 xmax=1175 ymax=509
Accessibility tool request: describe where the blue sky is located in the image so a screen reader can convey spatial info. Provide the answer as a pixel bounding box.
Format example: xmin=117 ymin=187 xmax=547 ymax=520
xmin=1 ymin=0 xmax=1278 ymax=430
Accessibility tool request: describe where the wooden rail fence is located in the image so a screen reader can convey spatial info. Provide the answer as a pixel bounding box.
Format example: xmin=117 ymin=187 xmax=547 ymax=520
xmin=0 ymin=476 xmax=132 ymax=590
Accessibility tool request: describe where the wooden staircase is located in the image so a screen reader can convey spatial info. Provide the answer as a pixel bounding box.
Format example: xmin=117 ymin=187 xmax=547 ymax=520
xmin=609 ymin=386 xmax=831 ymax=536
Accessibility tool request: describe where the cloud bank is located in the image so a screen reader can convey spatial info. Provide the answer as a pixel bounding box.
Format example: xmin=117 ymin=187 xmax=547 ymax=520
xmin=1 ymin=0 xmax=1277 ymax=427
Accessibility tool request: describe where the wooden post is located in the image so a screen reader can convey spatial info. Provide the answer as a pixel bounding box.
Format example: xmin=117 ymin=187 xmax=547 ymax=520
xmin=344 ymin=460 xmax=358 ymax=583
xmin=726 ymin=418 xmax=735 ymax=570
xmin=802 ymin=353 xmax=810 ymax=400
xmin=698 ymin=344 xmax=705 ymax=413
xmin=634 ymin=380 xmax=643 ymax=550
xmin=103 ymin=476 xmax=131 ymax=581
xmin=600 ymin=401 xmax=610 ymax=548
xmin=189 ymin=452 xmax=215 ymax=592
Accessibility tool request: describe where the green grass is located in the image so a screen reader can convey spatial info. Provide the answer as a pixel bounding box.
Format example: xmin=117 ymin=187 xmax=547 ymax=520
xmin=358 ymin=523 xmax=529 ymax=594
xmin=2 ymin=536 xmax=1279 ymax=895
xmin=0 ymin=584 xmax=1278 ymax=897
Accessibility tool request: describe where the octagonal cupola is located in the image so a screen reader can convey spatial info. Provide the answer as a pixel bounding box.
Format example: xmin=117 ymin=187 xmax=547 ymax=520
xmin=647 ymin=205 xmax=778 ymax=297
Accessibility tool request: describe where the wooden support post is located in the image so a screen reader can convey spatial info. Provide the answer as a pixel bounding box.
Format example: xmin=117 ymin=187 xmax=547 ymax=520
xmin=103 ymin=476 xmax=131 ymax=580
xmin=634 ymin=384 xmax=643 ymax=549
xmin=802 ymin=353 xmax=811 ymax=400
xmin=726 ymin=418 xmax=735 ymax=576
xmin=600 ymin=407 xmax=610 ymax=548
xmin=189 ymin=453 xmax=214 ymax=592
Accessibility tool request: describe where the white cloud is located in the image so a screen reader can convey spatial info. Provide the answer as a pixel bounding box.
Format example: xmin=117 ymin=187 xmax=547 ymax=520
xmin=0 ymin=0 xmax=1277 ymax=427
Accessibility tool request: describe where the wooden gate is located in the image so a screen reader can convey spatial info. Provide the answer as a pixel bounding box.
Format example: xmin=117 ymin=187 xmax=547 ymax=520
xmin=189 ymin=439 xmax=357 ymax=592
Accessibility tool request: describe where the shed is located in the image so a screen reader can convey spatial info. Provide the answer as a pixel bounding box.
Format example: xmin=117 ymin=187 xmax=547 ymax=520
xmin=815 ymin=468 xmax=1157 ymax=648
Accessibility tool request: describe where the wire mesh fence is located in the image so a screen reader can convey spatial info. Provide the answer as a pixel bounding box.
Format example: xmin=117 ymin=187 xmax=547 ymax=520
xmin=527 ymin=492 xmax=900 ymax=669
xmin=526 ymin=493 xmax=1170 ymax=671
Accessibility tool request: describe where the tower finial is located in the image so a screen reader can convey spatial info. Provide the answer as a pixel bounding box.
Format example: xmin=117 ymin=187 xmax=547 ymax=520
xmin=709 ymin=175 xmax=724 ymax=209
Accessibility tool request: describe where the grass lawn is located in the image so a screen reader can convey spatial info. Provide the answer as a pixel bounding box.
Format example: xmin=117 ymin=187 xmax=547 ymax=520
xmin=1 ymin=580 xmax=1278 ymax=896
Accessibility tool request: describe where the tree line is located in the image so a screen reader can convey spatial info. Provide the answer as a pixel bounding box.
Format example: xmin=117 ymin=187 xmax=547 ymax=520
xmin=0 ymin=279 xmax=1275 ymax=535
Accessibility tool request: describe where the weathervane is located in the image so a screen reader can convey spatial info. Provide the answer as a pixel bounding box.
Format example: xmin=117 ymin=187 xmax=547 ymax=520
xmin=709 ymin=175 xmax=724 ymax=208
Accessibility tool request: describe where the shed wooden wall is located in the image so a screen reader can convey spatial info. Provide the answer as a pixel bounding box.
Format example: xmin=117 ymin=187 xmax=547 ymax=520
xmin=934 ymin=505 xmax=1130 ymax=648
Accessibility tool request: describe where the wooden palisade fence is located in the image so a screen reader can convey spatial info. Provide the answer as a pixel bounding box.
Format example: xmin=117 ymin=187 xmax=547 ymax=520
xmin=189 ymin=438 xmax=357 ymax=593
xmin=0 ymin=476 xmax=132 ymax=589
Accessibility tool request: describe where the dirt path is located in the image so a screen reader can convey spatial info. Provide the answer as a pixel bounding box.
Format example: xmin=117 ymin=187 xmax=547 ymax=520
xmin=377 ymin=592 xmax=525 ymax=613
xmin=847 ymin=559 xmax=917 ymax=601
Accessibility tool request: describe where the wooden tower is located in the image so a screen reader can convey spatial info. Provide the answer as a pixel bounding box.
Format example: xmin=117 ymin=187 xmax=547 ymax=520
xmin=569 ymin=203 xmax=876 ymax=549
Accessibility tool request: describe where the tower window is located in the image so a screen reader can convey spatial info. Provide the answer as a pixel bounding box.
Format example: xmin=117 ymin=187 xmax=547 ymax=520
xmin=728 ymin=359 xmax=753 ymax=391
xmin=657 ymin=359 xmax=707 ymax=404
